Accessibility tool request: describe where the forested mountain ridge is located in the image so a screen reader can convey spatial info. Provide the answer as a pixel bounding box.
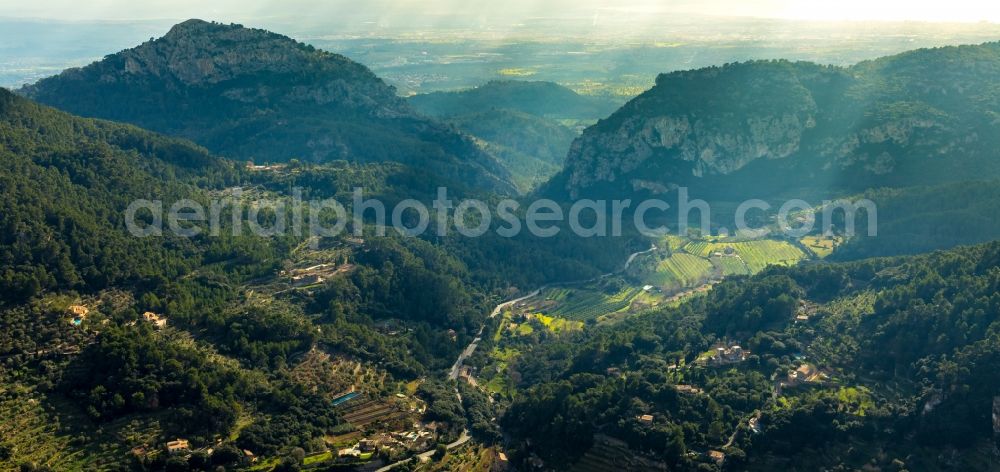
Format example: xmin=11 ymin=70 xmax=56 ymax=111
xmin=0 ymin=89 xmax=320 ymax=466
xmin=449 ymin=108 xmax=576 ymax=166
xmin=555 ymin=41 xmax=1000 ymax=199
xmin=20 ymin=19 xmax=516 ymax=194
xmin=408 ymin=80 xmax=620 ymax=120
xmin=0 ymin=87 xmax=239 ymax=302
xmin=0 ymin=86 xmax=492 ymax=468
xmin=408 ymin=80 xmax=617 ymax=192
xmin=827 ymin=179 xmax=1000 ymax=260
xmin=445 ymin=108 xmax=578 ymax=191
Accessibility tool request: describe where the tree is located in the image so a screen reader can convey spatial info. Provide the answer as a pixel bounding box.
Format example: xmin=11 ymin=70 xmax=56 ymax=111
xmin=433 ymin=444 xmax=448 ymax=460
xmin=211 ymin=444 xmax=242 ymax=467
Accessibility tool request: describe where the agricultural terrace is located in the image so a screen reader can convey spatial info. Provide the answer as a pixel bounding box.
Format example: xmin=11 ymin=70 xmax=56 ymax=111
xmin=683 ymin=239 xmax=806 ymax=273
xmin=338 ymin=395 xmax=411 ymax=429
xmin=712 ymin=256 xmax=751 ymax=276
xmin=646 ymin=253 xmax=714 ymax=288
xmin=534 ymin=286 xmax=642 ymax=322
xmin=293 ymin=349 xmax=388 ymax=389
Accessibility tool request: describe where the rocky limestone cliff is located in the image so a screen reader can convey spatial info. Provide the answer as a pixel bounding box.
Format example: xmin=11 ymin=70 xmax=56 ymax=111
xmin=563 ymin=61 xmax=825 ymax=196
xmin=559 ymin=43 xmax=1000 ymax=199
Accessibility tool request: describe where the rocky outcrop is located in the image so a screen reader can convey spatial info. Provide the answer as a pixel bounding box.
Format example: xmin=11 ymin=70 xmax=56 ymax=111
xmin=566 ymin=110 xmax=816 ymax=194
xmin=559 ymin=43 xmax=1000 ymax=199
xmin=562 ymin=61 xmax=826 ymax=197
xmin=21 ymin=19 xmax=515 ymax=194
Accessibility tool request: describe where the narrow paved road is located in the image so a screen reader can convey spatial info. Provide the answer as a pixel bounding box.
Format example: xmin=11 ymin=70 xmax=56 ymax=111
xmin=448 ymin=244 xmax=656 ymax=381
xmin=489 ymin=289 xmax=542 ymax=319
xmin=447 ymin=288 xmax=545 ymax=380
xmin=379 ymin=244 xmax=662 ymax=471
xmin=623 ymin=244 xmax=658 ymax=271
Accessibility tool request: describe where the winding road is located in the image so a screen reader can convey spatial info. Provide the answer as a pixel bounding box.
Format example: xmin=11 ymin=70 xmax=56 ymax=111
xmin=382 ymin=244 xmax=661 ymax=471
xmin=448 ymin=243 xmax=656 ymax=381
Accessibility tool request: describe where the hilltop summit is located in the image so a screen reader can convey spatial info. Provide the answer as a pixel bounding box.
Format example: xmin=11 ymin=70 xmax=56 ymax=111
xmin=21 ymin=20 xmax=514 ymax=194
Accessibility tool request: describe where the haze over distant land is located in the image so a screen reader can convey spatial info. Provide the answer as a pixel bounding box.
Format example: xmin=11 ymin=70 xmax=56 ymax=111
xmin=3 ymin=1 xmax=1000 ymax=90
xmin=4 ymin=0 xmax=1000 ymax=24
xmin=3 ymin=14 xmax=1000 ymax=93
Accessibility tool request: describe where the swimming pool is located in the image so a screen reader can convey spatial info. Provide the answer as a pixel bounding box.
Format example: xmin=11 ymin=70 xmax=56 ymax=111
xmin=331 ymin=391 xmax=359 ymax=406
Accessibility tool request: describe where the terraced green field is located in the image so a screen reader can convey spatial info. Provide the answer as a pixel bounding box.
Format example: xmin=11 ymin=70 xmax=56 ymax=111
xmin=525 ymin=237 xmax=806 ymax=326
xmin=539 ymin=287 xmax=642 ymax=321
xmin=647 ymin=253 xmax=714 ymax=287
xmin=661 ymin=234 xmax=689 ymax=252
xmin=713 ymin=256 xmax=751 ymax=276
xmin=731 ymin=240 xmax=806 ymax=273
xmin=682 ymin=240 xmax=805 ymax=273
xmin=682 ymin=240 xmax=716 ymax=257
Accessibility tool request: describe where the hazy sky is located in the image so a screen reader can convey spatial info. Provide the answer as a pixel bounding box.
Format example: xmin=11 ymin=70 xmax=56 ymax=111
xmin=3 ymin=0 xmax=999 ymax=24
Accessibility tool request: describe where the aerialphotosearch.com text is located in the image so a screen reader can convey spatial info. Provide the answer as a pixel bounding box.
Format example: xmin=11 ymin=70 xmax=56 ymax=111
xmin=125 ymin=187 xmax=877 ymax=242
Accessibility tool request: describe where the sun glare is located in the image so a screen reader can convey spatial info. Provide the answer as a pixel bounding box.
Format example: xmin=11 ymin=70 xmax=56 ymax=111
xmin=775 ymin=0 xmax=1000 ymax=23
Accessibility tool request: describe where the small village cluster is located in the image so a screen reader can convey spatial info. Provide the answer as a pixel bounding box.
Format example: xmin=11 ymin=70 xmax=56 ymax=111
xmin=336 ymin=427 xmax=436 ymax=461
